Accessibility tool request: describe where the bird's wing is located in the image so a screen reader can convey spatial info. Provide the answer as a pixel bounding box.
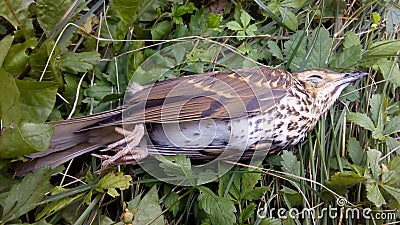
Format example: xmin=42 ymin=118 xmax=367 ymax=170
xmin=115 ymin=66 xmax=290 ymax=124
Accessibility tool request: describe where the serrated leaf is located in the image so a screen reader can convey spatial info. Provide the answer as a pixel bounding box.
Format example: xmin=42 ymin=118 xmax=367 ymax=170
xmin=306 ymin=28 xmax=332 ymax=68
xmin=15 ymin=80 xmax=58 ymax=123
xmin=386 ymin=137 xmax=400 ymax=155
xmin=367 ymin=149 xmax=382 ymax=179
xmin=151 ymin=20 xmax=171 ymax=40
xmin=157 ymin=155 xmax=193 ymax=180
xmin=198 ymin=186 xmax=236 ymax=225
xmin=61 ymin=51 xmax=101 ymax=74
xmin=331 ymin=45 xmax=361 ymax=69
xmin=85 ymin=81 xmax=113 ymax=101
xmin=382 ymin=185 xmax=400 ymax=207
xmin=243 ymin=186 xmax=270 ymax=201
xmin=0 ymin=168 xmax=53 ymax=223
xmin=280 ymin=150 xmax=300 ymax=176
xmin=240 ymin=10 xmax=252 ymax=27
xmin=376 ymin=58 xmax=400 ymax=87
xmin=36 ymin=0 xmax=76 ymax=36
xmin=384 ymin=115 xmax=400 ymax=135
xmin=163 ymin=189 xmax=180 ymax=217
xmin=95 ymin=172 xmax=132 ymax=197
xmin=346 ymin=112 xmax=375 ymax=131
xmin=347 ymin=137 xmax=364 ymax=165
xmin=283 ymin=31 xmax=306 ymax=71
xmin=241 ymin=171 xmax=262 ymax=195
xmin=133 ymin=186 xmax=164 ymax=225
xmin=239 ymin=203 xmax=256 ymax=223
xmin=267 ymin=41 xmax=284 ymax=60
xmin=343 ymin=31 xmax=361 ymax=49
xmin=226 ymin=21 xmax=243 ymax=31
xmin=280 ymin=9 xmax=298 ymax=31
xmin=369 ymin=94 xmax=382 ymax=124
xmin=0 ymin=35 xmax=14 ymax=66
xmin=326 ymin=171 xmax=365 ymax=189
xmin=366 ymin=183 xmax=386 ymax=207
xmin=363 ymin=40 xmax=400 ymax=58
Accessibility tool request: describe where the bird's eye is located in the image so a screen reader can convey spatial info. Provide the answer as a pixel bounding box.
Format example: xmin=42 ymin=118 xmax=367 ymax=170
xmin=307 ymin=74 xmax=323 ymax=83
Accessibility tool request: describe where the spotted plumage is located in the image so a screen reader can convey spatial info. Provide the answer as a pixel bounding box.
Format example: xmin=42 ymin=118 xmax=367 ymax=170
xmin=17 ymin=66 xmax=367 ymax=174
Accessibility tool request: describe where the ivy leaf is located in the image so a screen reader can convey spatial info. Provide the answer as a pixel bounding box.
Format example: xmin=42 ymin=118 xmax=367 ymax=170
xmin=346 ymin=112 xmax=375 ymax=131
xmin=347 ymin=137 xmax=364 ymax=165
xmin=133 ymin=186 xmax=164 ymax=225
xmin=366 ymin=183 xmax=386 ymax=207
xmin=95 ymin=172 xmax=132 ymax=197
xmin=280 ymin=150 xmax=300 ymax=176
xmin=0 ymin=167 xmax=53 ymax=223
xmin=198 ymin=186 xmax=236 ymax=225
xmin=60 ymin=51 xmax=101 ymax=74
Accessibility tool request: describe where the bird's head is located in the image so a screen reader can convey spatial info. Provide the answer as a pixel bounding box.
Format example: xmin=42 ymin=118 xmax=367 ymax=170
xmin=293 ymin=68 xmax=368 ymax=111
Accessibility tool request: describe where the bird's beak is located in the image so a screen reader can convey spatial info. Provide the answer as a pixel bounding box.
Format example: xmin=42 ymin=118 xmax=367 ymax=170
xmin=338 ymin=72 xmax=368 ymax=85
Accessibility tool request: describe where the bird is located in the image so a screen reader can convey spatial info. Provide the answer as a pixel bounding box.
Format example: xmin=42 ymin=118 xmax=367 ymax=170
xmin=16 ymin=66 xmax=367 ymax=175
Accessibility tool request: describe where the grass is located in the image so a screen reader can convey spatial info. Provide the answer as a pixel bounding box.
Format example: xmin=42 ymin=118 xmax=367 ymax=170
xmin=0 ymin=0 xmax=399 ymax=224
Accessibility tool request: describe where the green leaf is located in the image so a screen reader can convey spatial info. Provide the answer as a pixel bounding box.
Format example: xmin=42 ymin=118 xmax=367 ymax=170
xmin=386 ymin=137 xmax=400 ymax=155
xmin=367 ymin=149 xmax=382 ymax=179
xmin=163 ymin=188 xmax=180 ymax=217
xmin=239 ymin=203 xmax=256 ymax=223
xmin=0 ymin=35 xmax=14 ymax=66
xmin=366 ymin=183 xmax=386 ymax=207
xmin=339 ymin=85 xmax=360 ymax=102
xmin=369 ymin=94 xmax=382 ymax=124
xmin=0 ymin=122 xmax=54 ymax=158
xmin=376 ymin=58 xmax=400 ymax=87
xmin=283 ymin=31 xmax=306 ymax=71
xmin=198 ymin=186 xmax=236 ymax=225
xmin=3 ymin=39 xmax=37 ymax=75
xmin=111 ymin=0 xmax=142 ymax=26
xmin=280 ymin=186 xmax=303 ymax=206
xmin=85 ymin=81 xmax=113 ymax=101
xmin=346 ymin=112 xmax=375 ymax=131
xmin=343 ymin=31 xmax=361 ymax=49
xmin=157 ymin=155 xmax=193 ymax=179
xmin=281 ymin=0 xmax=306 ymax=9
xmin=347 ymin=137 xmax=364 ymax=165
xmin=240 ymin=10 xmax=252 ymax=27
xmin=386 ymin=5 xmax=400 ymax=33
xmin=331 ymin=45 xmax=361 ymax=69
xmin=0 ymin=68 xmax=21 ymax=125
xmin=36 ymin=0 xmax=76 ymax=36
xmin=60 ymin=51 xmax=101 ymax=74
xmin=29 ymin=40 xmax=63 ymax=86
xmin=326 ymin=171 xmax=365 ymax=193
xmin=243 ymin=186 xmax=270 ymax=200
xmin=226 ymin=21 xmax=243 ymax=31
xmin=267 ymin=41 xmax=284 ymax=60
xmin=306 ymin=28 xmax=332 ymax=68
xmin=0 ymin=167 xmax=53 ymax=223
xmin=280 ymin=9 xmax=298 ymax=31
xmin=280 ymin=150 xmax=300 ymax=176
xmin=95 ymin=172 xmax=132 ymax=197
xmin=133 ymin=0 xmax=167 ymax=22
xmin=0 ymin=0 xmax=34 ymax=33
xmin=15 ymin=80 xmax=57 ymax=123
xmin=384 ymin=115 xmax=400 ymax=135
xmin=151 ymin=21 xmax=171 ymax=40
xmin=382 ymin=185 xmax=400 ymax=206
xmin=363 ymin=40 xmax=400 ymax=58
xmin=133 ymin=186 xmax=164 ymax=225
xmin=388 ymin=157 xmax=400 ymax=173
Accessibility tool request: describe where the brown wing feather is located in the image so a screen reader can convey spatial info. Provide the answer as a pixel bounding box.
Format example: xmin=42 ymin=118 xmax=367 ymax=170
xmin=121 ymin=66 xmax=290 ymax=124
